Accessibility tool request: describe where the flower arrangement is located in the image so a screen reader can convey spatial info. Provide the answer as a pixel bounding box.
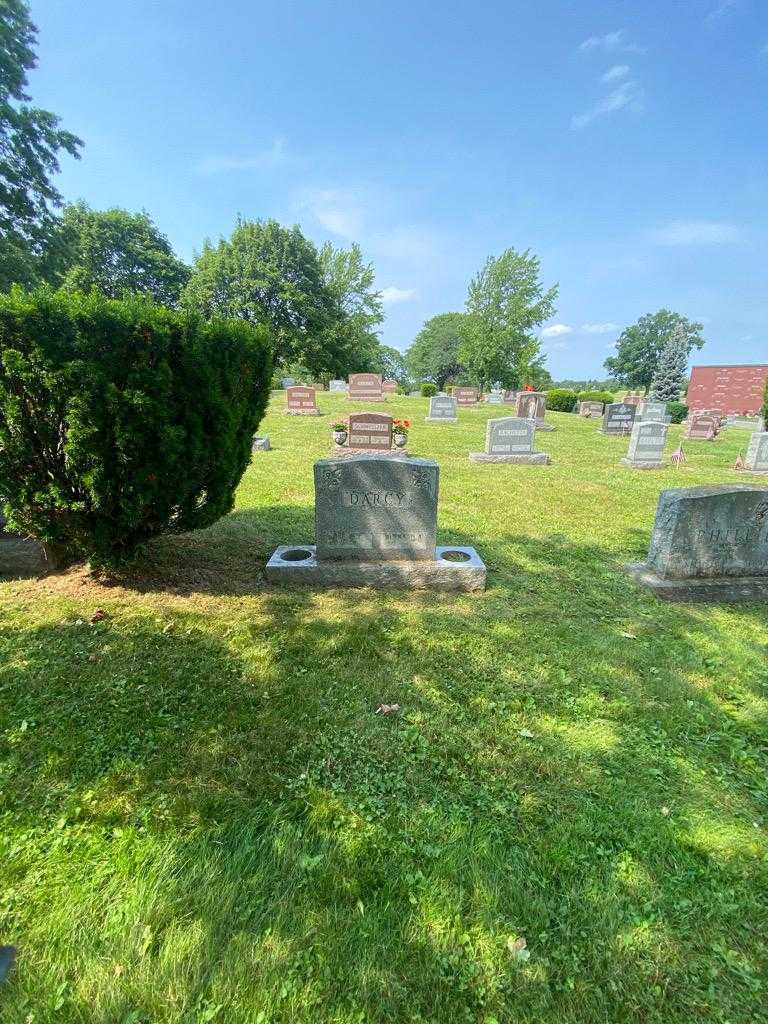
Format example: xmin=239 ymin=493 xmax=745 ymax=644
xmin=392 ymin=418 xmax=411 ymax=447
xmin=331 ymin=420 xmax=348 ymax=445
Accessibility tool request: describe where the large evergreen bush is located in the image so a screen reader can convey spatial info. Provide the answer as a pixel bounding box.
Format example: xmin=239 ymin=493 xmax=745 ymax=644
xmin=544 ymin=388 xmax=578 ymax=412
xmin=0 ymin=288 xmax=272 ymax=566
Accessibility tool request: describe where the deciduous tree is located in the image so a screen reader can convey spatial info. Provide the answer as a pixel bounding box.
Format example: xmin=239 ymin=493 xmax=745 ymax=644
xmin=0 ymin=0 xmax=82 ymax=289
xmin=460 ymin=249 xmax=557 ymax=390
xmin=406 ymin=312 xmax=467 ymax=389
xmin=604 ymin=310 xmax=704 ymax=392
xmin=47 ymin=203 xmax=190 ymax=304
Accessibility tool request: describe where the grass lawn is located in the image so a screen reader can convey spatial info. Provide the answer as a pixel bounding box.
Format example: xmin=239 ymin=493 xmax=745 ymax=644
xmin=1 ymin=394 xmax=767 ymax=1024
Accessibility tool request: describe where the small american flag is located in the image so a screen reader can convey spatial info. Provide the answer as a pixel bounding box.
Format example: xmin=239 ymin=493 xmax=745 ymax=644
xmin=734 ymin=452 xmax=744 ymax=471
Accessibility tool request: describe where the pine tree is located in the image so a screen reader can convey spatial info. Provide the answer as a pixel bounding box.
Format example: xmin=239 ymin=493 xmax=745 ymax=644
xmin=650 ymin=324 xmax=688 ymax=403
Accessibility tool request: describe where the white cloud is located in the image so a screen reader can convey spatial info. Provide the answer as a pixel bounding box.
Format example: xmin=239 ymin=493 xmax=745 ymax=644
xmin=579 ymin=30 xmax=644 ymax=54
xmin=705 ymin=0 xmax=738 ymax=27
xmin=648 ymin=220 xmax=745 ymax=246
xmin=298 ymin=188 xmax=365 ymax=238
xmin=195 ymin=138 xmax=287 ymax=176
xmin=581 ymin=322 xmax=620 ymax=334
xmin=541 ymin=324 xmax=573 ymax=338
xmin=571 ymin=80 xmax=642 ymax=129
xmin=380 ymin=286 xmax=417 ymax=305
xmin=579 ymin=30 xmax=624 ymax=52
xmin=602 ymin=64 xmax=630 ymax=83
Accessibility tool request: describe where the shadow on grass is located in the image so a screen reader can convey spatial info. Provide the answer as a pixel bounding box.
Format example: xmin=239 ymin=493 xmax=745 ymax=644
xmin=2 ymin=524 xmax=768 ymax=1020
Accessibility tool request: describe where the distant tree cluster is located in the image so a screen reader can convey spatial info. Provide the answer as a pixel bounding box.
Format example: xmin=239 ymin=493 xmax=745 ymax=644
xmin=604 ymin=310 xmax=704 ymax=396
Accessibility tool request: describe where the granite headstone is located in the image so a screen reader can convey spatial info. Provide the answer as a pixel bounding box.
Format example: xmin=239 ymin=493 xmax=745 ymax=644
xmin=622 ymin=420 xmax=668 ymax=469
xmin=627 ymin=485 xmax=768 ymax=600
xmin=348 ymin=373 xmax=384 ymax=401
xmin=744 ymin=432 xmax=768 ymax=473
xmin=426 ymin=395 xmax=458 ymax=422
xmin=469 ymin=416 xmax=550 ymax=464
xmin=602 ymin=402 xmax=637 ymax=435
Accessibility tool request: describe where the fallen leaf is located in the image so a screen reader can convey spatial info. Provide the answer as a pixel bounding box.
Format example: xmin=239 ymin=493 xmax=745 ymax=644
xmin=375 ymin=703 xmax=400 ymax=715
xmin=507 ymin=935 xmax=530 ymax=962
xmin=620 ymin=631 xmax=637 ymax=639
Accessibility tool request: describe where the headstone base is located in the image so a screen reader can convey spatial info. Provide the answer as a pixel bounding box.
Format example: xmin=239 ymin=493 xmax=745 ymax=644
xmin=266 ymin=545 xmax=487 ymax=591
xmin=626 ymin=563 xmax=768 ymax=603
xmin=468 ymin=452 xmax=550 ymax=464
xmin=535 ymin=420 xmax=556 ymax=432
xmin=285 ymin=409 xmax=321 ymax=416
xmin=330 ymin=445 xmax=410 ymax=458
xmin=425 ymin=416 xmax=457 ymax=423
xmin=620 ymin=458 xmax=663 ymax=470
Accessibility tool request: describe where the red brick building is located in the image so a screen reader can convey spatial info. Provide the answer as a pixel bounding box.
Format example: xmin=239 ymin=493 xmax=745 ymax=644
xmin=687 ymin=364 xmax=768 ymax=415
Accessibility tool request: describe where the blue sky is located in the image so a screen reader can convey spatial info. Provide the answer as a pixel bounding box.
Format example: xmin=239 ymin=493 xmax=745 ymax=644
xmin=28 ymin=0 xmax=768 ymax=378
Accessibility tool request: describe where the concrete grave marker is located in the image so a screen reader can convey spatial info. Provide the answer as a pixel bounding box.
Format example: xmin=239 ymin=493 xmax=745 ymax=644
xmin=252 ymin=436 xmax=270 ymax=452
xmin=627 ymin=485 xmax=768 ymax=600
xmin=382 ymin=379 xmax=398 ymax=394
xmin=455 ymin=387 xmax=479 ymax=406
xmin=503 ymin=389 xmax=518 ymax=405
xmin=639 ymin=400 xmax=667 ymax=422
xmin=266 ymin=455 xmax=487 ymax=590
xmin=348 ymin=373 xmax=384 ymax=401
xmin=469 ymin=416 xmax=550 ymax=464
xmin=486 ymin=391 xmax=503 ymax=404
xmin=602 ymin=402 xmax=637 ymax=435
xmin=329 ymin=379 xmax=347 ymax=392
xmin=286 ymin=385 xmax=320 ymax=416
xmin=686 ymin=413 xmax=719 ymax=440
xmin=622 ymin=420 xmax=668 ymax=469
xmin=744 ymin=432 xmax=768 ymax=473
xmin=579 ymin=400 xmax=604 ymax=417
xmin=515 ymin=391 xmax=554 ymax=431
xmin=426 ymin=395 xmax=458 ymax=422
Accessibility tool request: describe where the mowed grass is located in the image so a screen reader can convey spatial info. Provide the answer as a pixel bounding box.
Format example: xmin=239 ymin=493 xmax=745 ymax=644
xmin=1 ymin=394 xmax=767 ymax=1024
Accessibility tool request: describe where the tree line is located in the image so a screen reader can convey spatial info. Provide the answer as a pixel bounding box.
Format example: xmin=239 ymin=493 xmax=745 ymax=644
xmin=2 ymin=0 xmax=707 ymax=398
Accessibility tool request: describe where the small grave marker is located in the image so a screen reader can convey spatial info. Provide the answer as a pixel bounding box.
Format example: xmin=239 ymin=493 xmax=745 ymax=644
xmin=469 ymin=416 xmax=550 ymax=464
xmin=686 ymin=413 xmax=719 ymax=440
xmin=348 ymin=373 xmax=384 ymax=401
xmin=347 ymin=412 xmax=393 ymax=451
xmin=455 ymin=387 xmax=480 ymax=406
xmin=622 ymin=420 xmax=668 ymax=469
xmin=426 ymin=395 xmax=458 ymax=422
xmin=744 ymin=432 xmax=768 ymax=473
xmin=601 ymin=402 xmax=637 ymax=435
xmin=286 ymin=385 xmax=320 ymax=416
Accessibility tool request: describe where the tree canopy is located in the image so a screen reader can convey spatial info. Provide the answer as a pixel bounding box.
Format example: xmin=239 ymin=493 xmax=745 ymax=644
xmin=45 ymin=203 xmax=190 ymax=304
xmin=0 ymin=0 xmax=82 ymax=290
xmin=406 ymin=312 xmax=467 ymax=388
xmin=182 ymin=219 xmax=365 ymax=376
xmin=604 ymin=310 xmax=705 ymax=392
xmin=459 ymin=248 xmax=557 ymax=389
xmin=318 ymin=240 xmax=383 ymax=372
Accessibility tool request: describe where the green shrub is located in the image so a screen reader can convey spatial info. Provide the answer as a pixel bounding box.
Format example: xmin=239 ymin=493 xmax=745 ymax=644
xmin=667 ymin=401 xmax=689 ymax=424
xmin=577 ymin=389 xmax=615 ymax=405
xmin=545 ymin=388 xmax=578 ymax=412
xmin=420 ymin=382 xmax=437 ymax=397
xmin=0 ymin=288 xmax=272 ymax=567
